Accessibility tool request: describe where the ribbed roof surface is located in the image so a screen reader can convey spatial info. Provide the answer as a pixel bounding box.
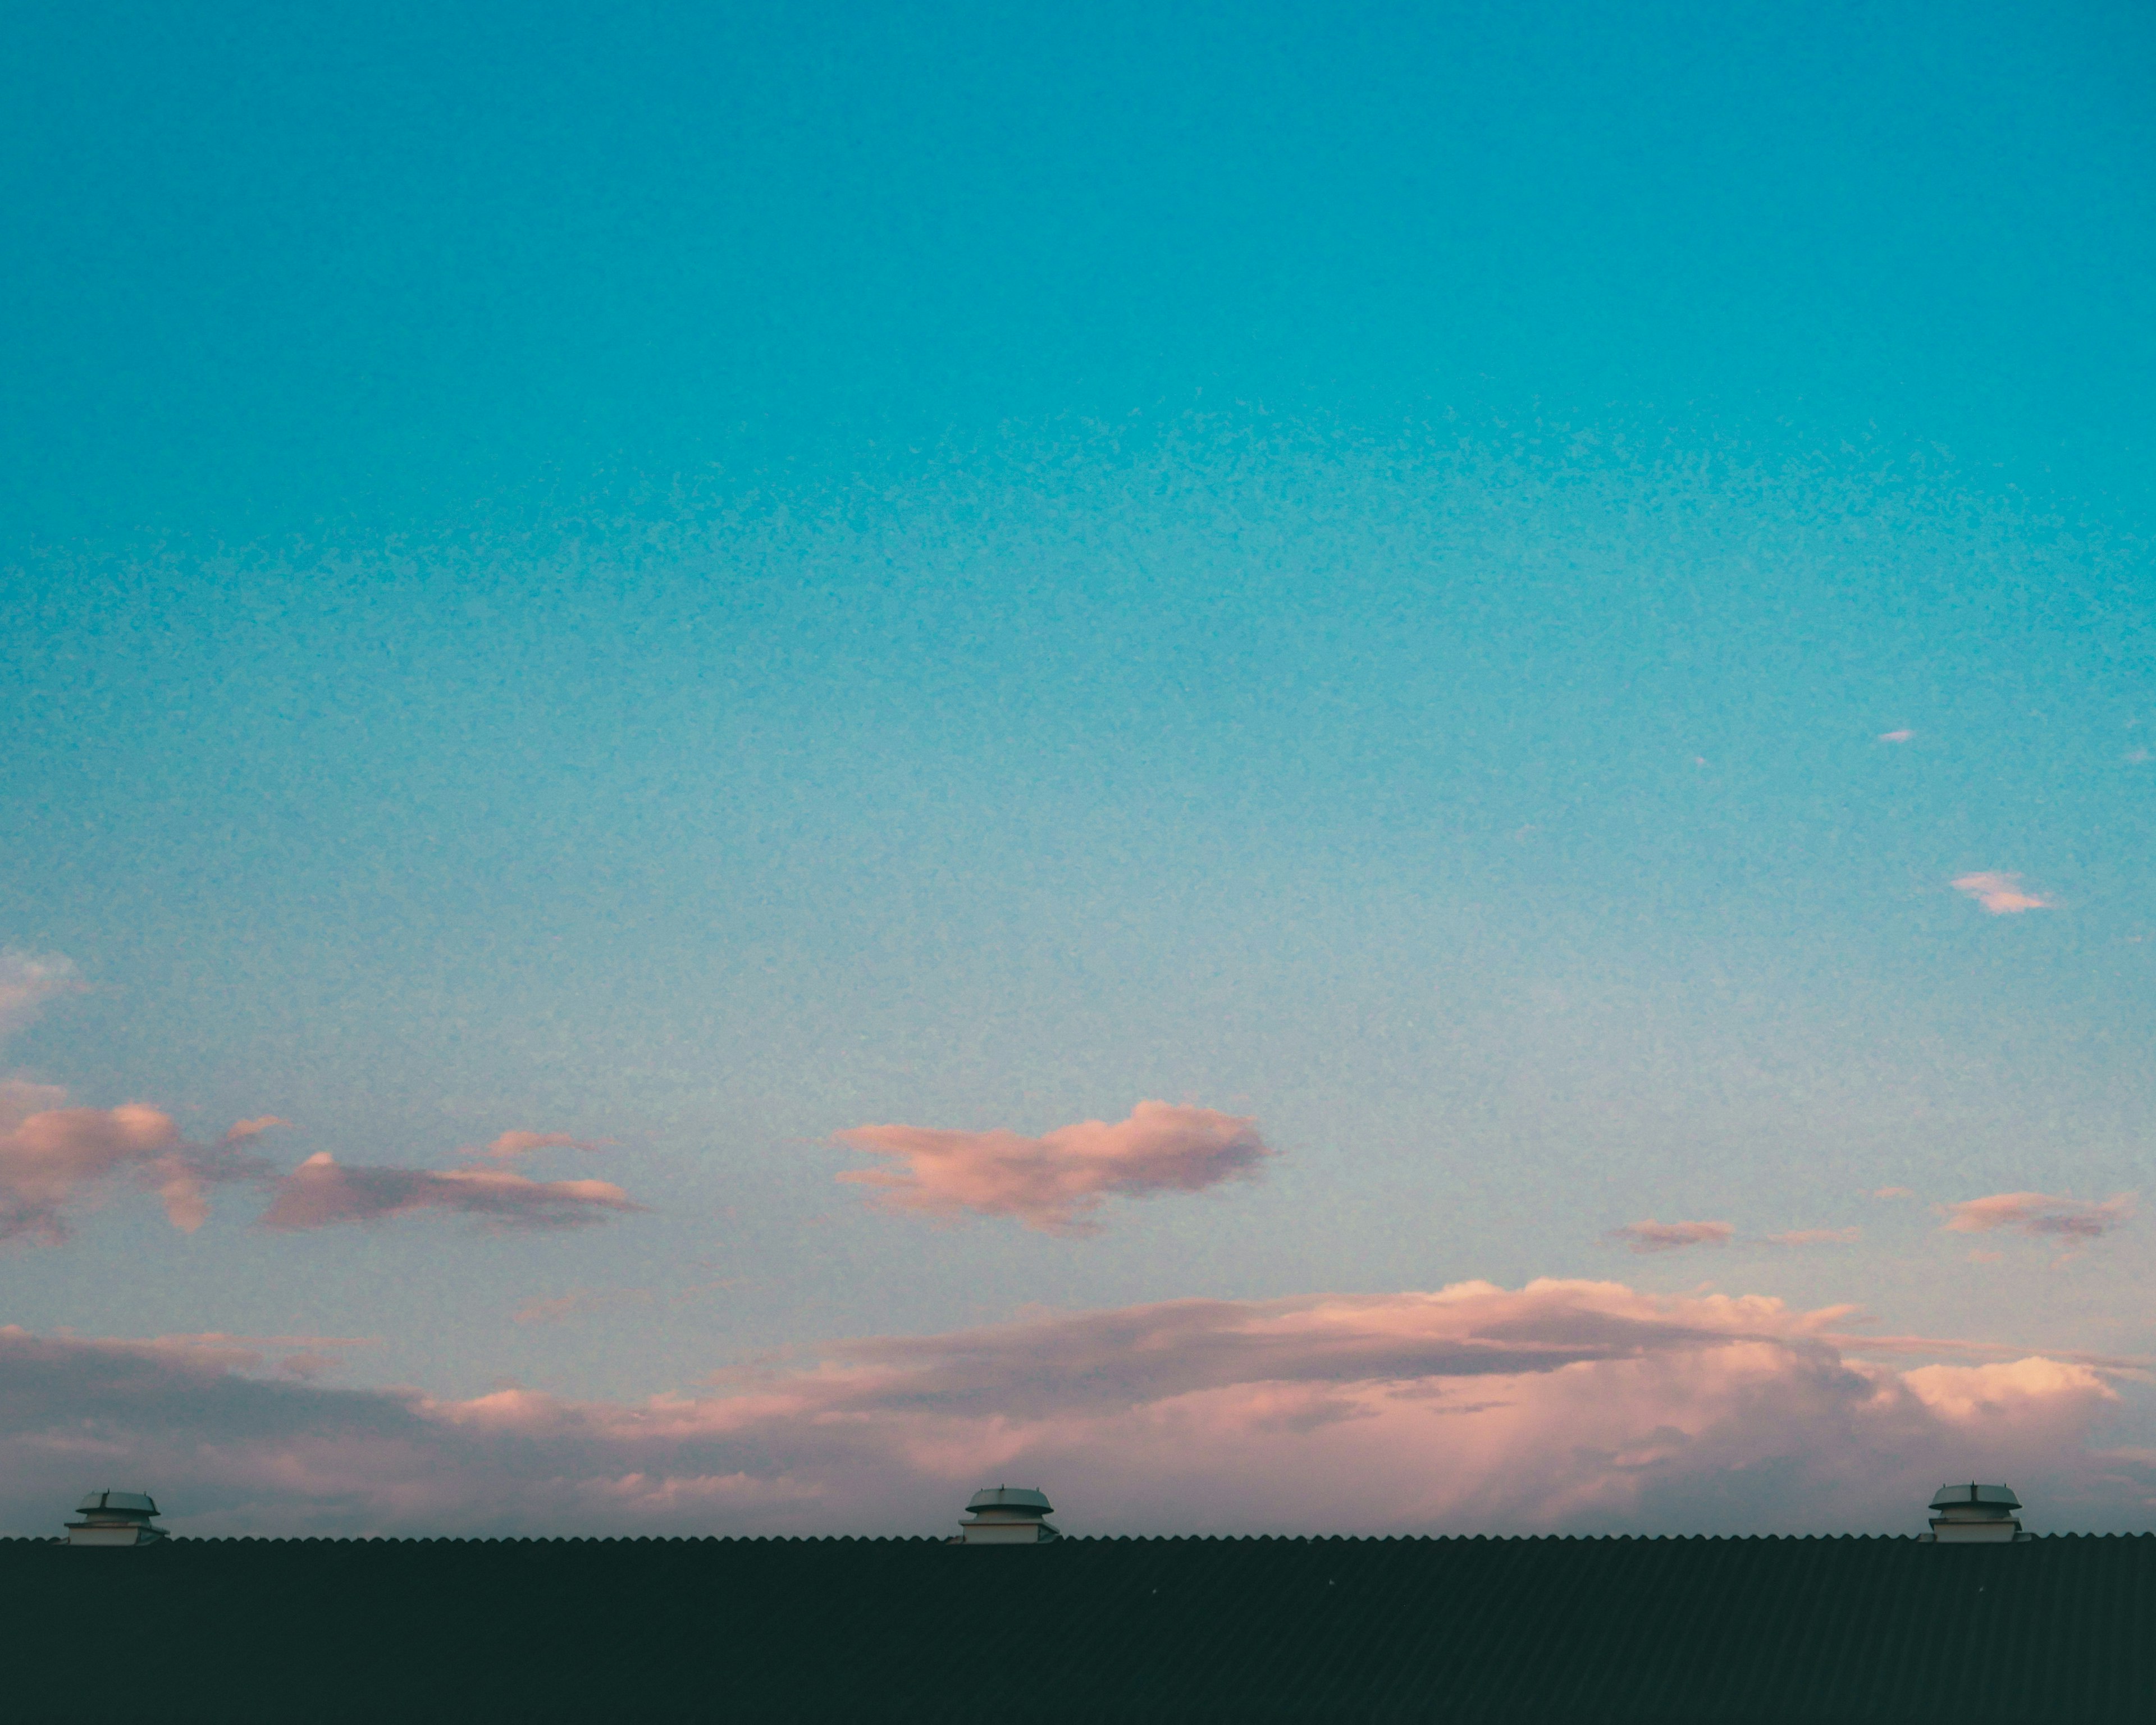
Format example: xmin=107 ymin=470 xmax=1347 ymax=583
xmin=6 ymin=1532 xmax=2150 ymax=1722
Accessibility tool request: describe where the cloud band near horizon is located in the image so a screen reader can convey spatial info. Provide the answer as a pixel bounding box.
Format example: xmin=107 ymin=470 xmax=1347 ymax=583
xmin=1 ymin=1278 xmax=2142 ymax=1540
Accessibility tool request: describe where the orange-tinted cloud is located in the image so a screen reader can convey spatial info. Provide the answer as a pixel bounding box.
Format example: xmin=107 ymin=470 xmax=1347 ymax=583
xmin=1871 ymin=1187 xmax=1914 ymax=1200
xmin=1951 ymin=872 xmax=2051 ymax=914
xmin=1767 ymin=1227 xmax=1861 ymax=1247
xmin=259 ymin=1152 xmax=644 ymax=1232
xmin=834 ymin=1100 xmax=1272 ymax=1233
xmin=481 ymin=1130 xmax=615 ymax=1161
xmin=0 ymin=1280 xmax=2140 ymax=1538
xmin=221 ymin=1117 xmax=293 ymax=1145
xmin=0 ymin=1081 xmax=266 ymax=1243
xmin=1607 ymin=1219 xmax=1733 ymax=1254
xmin=1942 ymin=1191 xmax=2133 ymax=1242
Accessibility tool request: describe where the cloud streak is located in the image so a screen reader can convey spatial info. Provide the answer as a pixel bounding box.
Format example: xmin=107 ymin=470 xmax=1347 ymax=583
xmin=1951 ymin=872 xmax=2051 ymax=914
xmin=478 ymin=1131 xmax=616 ymax=1161
xmin=1942 ymin=1191 xmax=2134 ymax=1242
xmin=0 ymin=1279 xmax=2143 ymax=1538
xmin=834 ymin=1101 xmax=1272 ymax=1233
xmin=260 ymin=1153 xmax=645 ymax=1233
xmin=1607 ymin=1219 xmax=1733 ymax=1254
xmin=1 ymin=1091 xmax=644 ymax=1242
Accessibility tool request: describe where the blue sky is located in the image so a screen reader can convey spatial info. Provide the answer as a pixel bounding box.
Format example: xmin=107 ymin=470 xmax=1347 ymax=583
xmin=2 ymin=2 xmax=2153 ymax=1536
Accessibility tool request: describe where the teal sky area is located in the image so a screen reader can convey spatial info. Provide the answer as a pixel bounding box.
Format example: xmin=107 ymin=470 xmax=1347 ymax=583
xmin=2 ymin=2 xmax=2152 ymax=1536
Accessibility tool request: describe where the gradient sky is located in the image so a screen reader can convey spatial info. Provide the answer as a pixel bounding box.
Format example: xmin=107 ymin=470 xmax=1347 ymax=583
xmin=3 ymin=1 xmax=2153 ymax=1538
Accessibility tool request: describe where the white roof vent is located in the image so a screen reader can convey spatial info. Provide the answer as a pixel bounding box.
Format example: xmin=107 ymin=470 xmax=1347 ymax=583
xmin=67 ymin=1490 xmax=169 ymax=1548
xmin=953 ymin=1485 xmax=1061 ymax=1545
xmin=1923 ymin=1482 xmax=2030 ymax=1543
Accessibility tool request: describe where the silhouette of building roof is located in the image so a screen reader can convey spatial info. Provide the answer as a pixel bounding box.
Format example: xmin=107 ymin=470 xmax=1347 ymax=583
xmin=7 ymin=1530 xmax=2152 ymax=1721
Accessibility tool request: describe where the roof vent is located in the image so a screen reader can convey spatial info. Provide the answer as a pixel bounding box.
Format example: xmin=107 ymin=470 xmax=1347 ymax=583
xmin=66 ymin=1490 xmax=168 ymax=1548
xmin=952 ymin=1485 xmax=1061 ymax=1545
xmin=1922 ymin=1483 xmax=2030 ymax=1543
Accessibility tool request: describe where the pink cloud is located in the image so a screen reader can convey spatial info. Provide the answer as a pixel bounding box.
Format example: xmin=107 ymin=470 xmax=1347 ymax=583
xmin=1951 ymin=872 xmax=2052 ymax=914
xmin=834 ymin=1100 xmax=1272 ymax=1233
xmin=0 ymin=1279 xmax=2143 ymax=1538
xmin=1877 ymin=729 xmax=1913 ymax=743
xmin=0 ymin=1081 xmax=266 ymax=1243
xmin=221 ymin=1117 xmax=292 ymax=1145
xmin=260 ymin=1152 xmax=645 ymax=1232
xmin=1941 ymin=1191 xmax=2134 ymax=1242
xmin=1871 ymin=1186 xmax=1914 ymax=1200
xmin=479 ymin=1130 xmax=615 ymax=1161
xmin=1767 ymin=1227 xmax=1861 ymax=1247
xmin=1607 ymin=1219 xmax=1733 ymax=1255
xmin=0 ymin=949 xmax=84 ymax=1038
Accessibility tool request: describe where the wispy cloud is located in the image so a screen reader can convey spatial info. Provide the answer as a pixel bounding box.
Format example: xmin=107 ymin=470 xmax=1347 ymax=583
xmin=1951 ymin=872 xmax=2051 ymax=914
xmin=0 ymin=1280 xmax=2138 ymax=1537
xmin=1877 ymin=729 xmax=1913 ymax=743
xmin=0 ymin=1082 xmax=267 ymax=1244
xmin=1607 ymin=1219 xmax=1733 ymax=1255
xmin=834 ymin=1100 xmax=1272 ymax=1233
xmin=261 ymin=1153 xmax=644 ymax=1233
xmin=513 ymin=1289 xmax=654 ymax=1325
xmin=0 ymin=950 xmax=84 ymax=1040
xmin=478 ymin=1130 xmax=616 ymax=1161
xmin=1871 ymin=1187 xmax=1914 ymax=1200
xmin=1942 ymin=1191 xmax=2134 ymax=1242
xmin=221 ymin=1117 xmax=292 ymax=1146
xmin=1767 ymin=1227 xmax=1862 ymax=1247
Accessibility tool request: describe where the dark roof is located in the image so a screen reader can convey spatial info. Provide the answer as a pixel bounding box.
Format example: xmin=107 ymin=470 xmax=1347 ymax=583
xmin=7 ymin=1532 xmax=2153 ymax=1722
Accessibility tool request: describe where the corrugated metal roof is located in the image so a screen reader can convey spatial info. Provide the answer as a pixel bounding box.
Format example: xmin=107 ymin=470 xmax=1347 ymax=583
xmin=4 ymin=1532 xmax=2150 ymax=1722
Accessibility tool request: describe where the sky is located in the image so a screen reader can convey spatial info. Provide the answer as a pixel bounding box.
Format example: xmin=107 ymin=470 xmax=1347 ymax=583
xmin=3 ymin=1 xmax=2154 ymax=1538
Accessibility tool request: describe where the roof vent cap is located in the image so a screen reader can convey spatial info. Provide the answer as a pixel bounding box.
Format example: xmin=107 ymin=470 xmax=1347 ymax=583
xmin=66 ymin=1489 xmax=168 ymax=1548
xmin=1924 ymin=1483 xmax=2029 ymax=1543
xmin=953 ymin=1484 xmax=1061 ymax=1545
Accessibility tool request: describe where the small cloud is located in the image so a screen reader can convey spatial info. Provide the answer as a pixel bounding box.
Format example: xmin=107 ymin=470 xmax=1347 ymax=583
xmin=222 ymin=1117 xmax=292 ymax=1146
xmin=1878 ymin=730 xmax=1913 ymax=743
xmin=1607 ymin=1219 xmax=1734 ymax=1255
xmin=261 ymin=1153 xmax=645 ymax=1233
xmin=0 ymin=950 xmax=85 ymax=1041
xmin=834 ymin=1101 xmax=1273 ymax=1234
xmin=1942 ymin=1191 xmax=2133 ymax=1243
xmin=1871 ymin=1187 xmax=1915 ymax=1200
xmin=1767 ymin=1227 xmax=1862 ymax=1247
xmin=481 ymin=1130 xmax=615 ymax=1161
xmin=1951 ymin=872 xmax=2052 ymax=914
xmin=2125 ymin=748 xmax=2150 ymax=765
